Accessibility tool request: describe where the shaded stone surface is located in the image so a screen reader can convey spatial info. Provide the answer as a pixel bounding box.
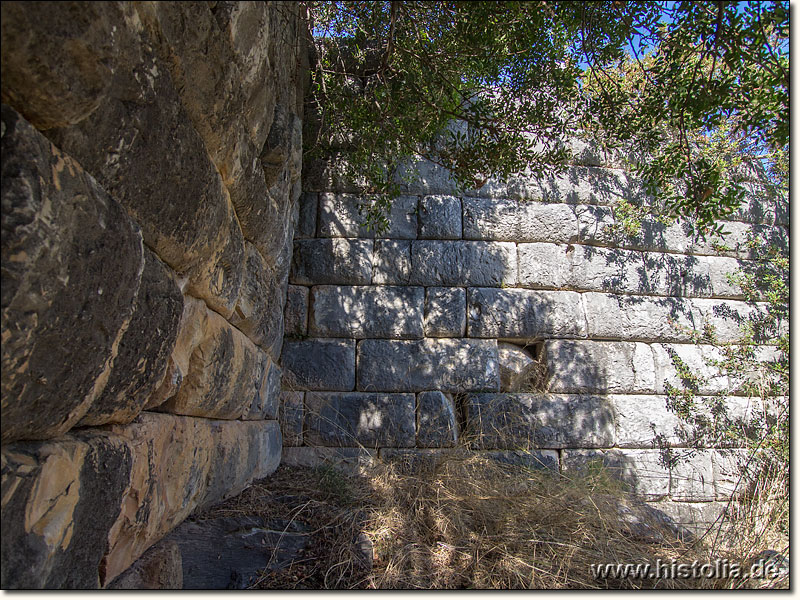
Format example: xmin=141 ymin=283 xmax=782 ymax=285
xmin=291 ymin=238 xmax=373 ymax=285
xmin=497 ymin=343 xmax=538 ymax=392
xmin=410 ymin=241 xmax=517 ymax=286
xmin=309 ymin=285 xmax=424 ymax=339
xmin=280 ymin=447 xmax=377 ymax=473
xmin=107 ymin=539 xmax=182 ymax=590
xmin=279 ymin=392 xmax=304 ymax=447
xmin=318 ymin=193 xmax=417 ymax=239
xmin=357 ymin=339 xmax=499 ymax=393
xmin=1 ymin=105 xmax=144 ymax=443
xmin=462 ymin=197 xmax=578 ymax=242
xmin=79 ymin=249 xmax=183 ymax=427
xmin=418 ymin=195 xmax=461 ymax=239
xmin=562 ymin=449 xmax=669 ymax=500
xmin=305 ymin=392 xmax=416 ymax=448
xmin=467 ymin=288 xmax=586 ymax=340
xmin=465 ymin=394 xmax=615 ymax=450
xmin=424 ymin=287 xmax=466 ymax=338
xmin=164 ymin=516 xmax=309 ymax=590
xmin=284 ymin=285 xmax=309 ymax=337
xmin=372 ymin=239 xmax=411 ymax=284
xmin=281 ymin=339 xmax=356 ymax=391
xmin=416 ymin=391 xmax=458 ymax=447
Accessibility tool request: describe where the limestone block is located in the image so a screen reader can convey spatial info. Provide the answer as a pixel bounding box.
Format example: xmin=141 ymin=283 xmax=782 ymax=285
xmin=309 ymin=285 xmax=425 ymax=339
xmin=296 ymin=192 xmax=318 ymax=239
xmin=424 ymin=287 xmax=466 ymax=337
xmin=732 ymin=183 xmax=788 ymax=226
xmin=42 ymin=35 xmax=241 ymax=306
xmin=462 ymin=197 xmax=578 ymax=242
xmin=612 ymin=395 xmax=687 ymax=448
xmin=243 ymin=360 xmax=281 ymax=421
xmin=79 ymin=249 xmax=184 ymax=427
xmin=465 ymin=393 xmax=615 ymax=450
xmin=670 ymin=450 xmax=715 ymax=501
xmin=1 ymin=105 xmax=144 ymax=443
xmin=545 ymin=340 xmax=656 ymax=394
xmin=417 ymin=391 xmax=458 ymax=447
xmin=584 ymin=293 xmax=703 ymax=342
xmin=712 ymin=449 xmax=752 ymax=500
xmin=648 ymin=500 xmax=727 ymax=535
xmin=284 ymin=285 xmax=309 ymax=337
xmin=1 ymin=432 xmax=132 ymax=589
xmin=410 ymin=241 xmax=517 ymax=286
xmin=467 ymin=288 xmax=586 ymax=340
xmin=230 ymin=242 xmax=286 ymax=354
xmin=290 ymin=238 xmax=373 ymax=285
xmin=318 ymin=193 xmax=417 ymax=238
xmin=379 ymin=448 xmax=559 ymax=472
xmin=102 ymin=414 xmax=281 ymax=585
xmin=690 ymin=298 xmax=770 ymax=344
xmin=305 ymin=392 xmax=416 ymax=448
xmin=484 ymin=450 xmax=560 ymax=471
xmin=279 ymin=392 xmax=304 ymax=447
xmin=394 ymin=157 xmax=460 ymax=196
xmin=357 ymin=339 xmax=499 ymax=393
xmin=0 ymin=2 xmax=131 ymax=129
xmin=701 ymin=255 xmax=747 ymax=298
xmin=158 ymin=300 xmax=269 ymax=420
xmin=497 ymin=343 xmax=540 ymax=392
xmin=372 ymin=240 xmax=412 ymax=284
xmin=281 ymin=339 xmax=356 ymax=391
xmin=418 ymin=195 xmax=462 ymax=239
xmin=562 ymin=449 xmax=669 ymax=500
xmin=107 ymin=539 xmax=182 ymax=590
xmin=651 ymin=343 xmax=732 ymax=395
xmin=280 ymin=447 xmax=377 ymax=473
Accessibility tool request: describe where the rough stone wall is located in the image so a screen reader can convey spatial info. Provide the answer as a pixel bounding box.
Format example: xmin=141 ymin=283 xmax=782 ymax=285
xmin=1 ymin=2 xmax=305 ymax=588
xmin=283 ymin=147 xmax=788 ymax=534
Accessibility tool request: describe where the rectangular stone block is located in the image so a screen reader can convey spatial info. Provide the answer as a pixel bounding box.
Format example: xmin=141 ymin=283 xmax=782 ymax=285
xmin=357 ymin=339 xmax=499 ymax=393
xmin=545 ymin=340 xmax=656 ymax=394
xmin=467 ymin=288 xmax=586 ymax=340
xmin=462 ymin=196 xmax=578 ymax=242
xmin=290 ymin=238 xmax=373 ymax=286
xmin=410 ymin=241 xmax=517 ymax=286
xmin=670 ymin=450 xmax=715 ymax=501
xmin=465 ymin=393 xmax=615 ymax=450
xmin=418 ymin=195 xmax=462 ymax=239
xmin=242 ymin=360 xmax=280 ymax=420
xmin=424 ymin=287 xmax=466 ymax=337
xmin=394 ymin=157 xmax=460 ymax=196
xmin=584 ymin=293 xmax=699 ymax=342
xmin=281 ymin=339 xmax=355 ymax=391
xmin=283 ymin=285 xmax=309 ymax=337
xmin=279 ymin=391 xmax=303 ymax=447
xmin=651 ymin=343 xmax=731 ymax=395
xmin=417 ymin=391 xmax=458 ymax=447
xmin=647 ymin=500 xmax=727 ymax=535
xmin=712 ymin=449 xmax=752 ymax=500
xmin=309 ymin=285 xmax=424 ymax=339
xmin=304 ymin=392 xmax=416 ymax=448
xmin=372 ymin=240 xmax=411 ymax=284
xmin=318 ymin=192 xmax=417 ymax=239
xmin=562 ymin=449 xmax=669 ymax=500
xmin=612 ymin=395 xmax=687 ymax=448
xmin=506 ymin=165 xmax=639 ymax=205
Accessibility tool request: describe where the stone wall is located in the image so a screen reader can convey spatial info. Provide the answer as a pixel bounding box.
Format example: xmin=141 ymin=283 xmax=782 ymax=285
xmin=283 ymin=149 xmax=788 ymax=533
xmin=1 ymin=2 xmax=306 ymax=588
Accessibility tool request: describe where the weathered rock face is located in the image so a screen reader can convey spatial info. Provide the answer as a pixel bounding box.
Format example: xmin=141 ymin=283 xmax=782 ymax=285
xmin=1 ymin=0 xmax=305 ymax=589
xmin=1 ymin=105 xmax=144 ymax=443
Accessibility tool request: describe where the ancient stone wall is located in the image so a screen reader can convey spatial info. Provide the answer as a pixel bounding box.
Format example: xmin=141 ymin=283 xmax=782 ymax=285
xmin=1 ymin=1 xmax=306 ymax=588
xmin=283 ymin=147 xmax=788 ymax=534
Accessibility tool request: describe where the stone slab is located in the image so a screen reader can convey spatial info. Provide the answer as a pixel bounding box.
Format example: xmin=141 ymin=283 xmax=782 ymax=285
xmin=462 ymin=196 xmax=578 ymax=242
xmin=278 ymin=392 xmax=304 ymax=447
xmin=669 ymin=450 xmax=715 ymax=502
xmin=281 ymin=339 xmax=356 ymax=392
xmin=357 ymin=339 xmax=499 ymax=393
xmin=562 ymin=449 xmax=670 ymax=500
xmin=309 ymin=285 xmax=424 ymax=339
xmin=544 ymin=340 xmax=656 ymax=394
xmin=290 ymin=238 xmax=373 ymax=285
xmin=318 ymin=192 xmax=417 ymax=238
xmin=304 ymin=392 xmax=416 ymax=448
xmin=409 ymin=240 xmax=517 ymax=286
xmin=467 ymin=288 xmax=586 ymax=340
xmin=280 ymin=447 xmax=377 ymax=473
xmin=465 ymin=393 xmax=615 ymax=450
xmin=418 ymin=195 xmax=462 ymax=239
xmin=283 ymin=285 xmax=309 ymax=338
xmin=424 ymin=287 xmax=466 ymax=337
xmin=371 ymin=239 xmax=412 ymax=284
xmin=417 ymin=391 xmax=458 ymax=447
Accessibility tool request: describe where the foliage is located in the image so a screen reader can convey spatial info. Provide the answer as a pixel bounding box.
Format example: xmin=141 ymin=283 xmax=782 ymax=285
xmin=304 ymin=1 xmax=788 ymax=233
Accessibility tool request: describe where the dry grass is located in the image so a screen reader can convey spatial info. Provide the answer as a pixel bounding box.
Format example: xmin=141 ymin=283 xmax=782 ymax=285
xmin=196 ymin=450 xmax=787 ymax=589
